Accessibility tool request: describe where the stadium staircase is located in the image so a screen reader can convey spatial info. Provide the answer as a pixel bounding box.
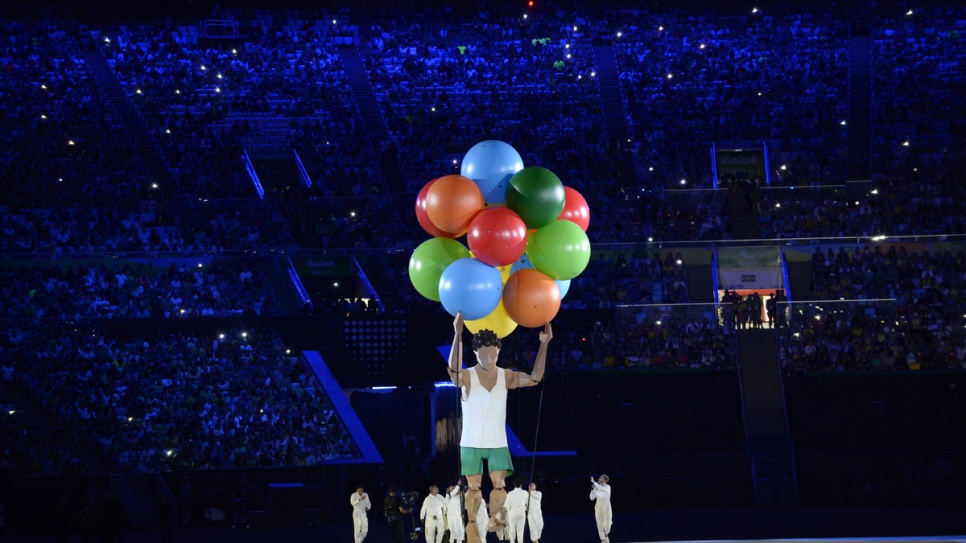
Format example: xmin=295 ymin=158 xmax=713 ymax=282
xmin=784 ymin=260 xmax=814 ymax=300
xmin=338 ymin=48 xmax=405 ymax=192
xmin=686 ymin=264 xmax=715 ymax=303
xmin=847 ymin=36 xmax=873 ymax=181
xmin=737 ymin=329 xmax=798 ymax=506
xmin=592 ymin=45 xmax=638 ymax=188
xmin=592 ymin=46 xmax=630 ymax=147
xmin=730 ymin=203 xmax=760 ymax=240
xmin=83 ymin=51 xmax=174 ymax=191
xmin=232 ymin=115 xmax=294 ymax=159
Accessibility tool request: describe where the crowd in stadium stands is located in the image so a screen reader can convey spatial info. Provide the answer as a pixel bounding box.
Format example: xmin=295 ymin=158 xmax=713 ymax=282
xmin=756 ymin=182 xmax=965 ymax=239
xmin=1 ymin=205 xmax=163 ymax=254
xmin=1 ymin=199 xmax=301 ymax=255
xmin=0 ymin=19 xmax=153 ymax=210
xmin=1 ymin=326 xmax=355 ymax=475
xmin=614 ymin=8 xmax=850 ymax=188
xmin=178 ymin=198 xmax=298 ymax=252
xmin=0 ymin=260 xmax=282 ymax=318
xmin=808 ymin=245 xmax=965 ymax=301
xmin=500 ymin=301 xmax=737 ymax=371
xmin=778 ymin=245 xmax=966 ymax=373
xmin=871 ymin=6 xmax=966 ymax=185
xmin=567 ymin=251 xmax=689 ymax=308
xmin=97 ymin=19 xmax=389 ymax=198
xmin=359 ymin=6 xmax=602 ymax=185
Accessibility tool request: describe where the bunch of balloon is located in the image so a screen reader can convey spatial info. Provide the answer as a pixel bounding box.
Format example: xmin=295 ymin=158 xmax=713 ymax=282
xmin=409 ymin=140 xmax=592 ymax=338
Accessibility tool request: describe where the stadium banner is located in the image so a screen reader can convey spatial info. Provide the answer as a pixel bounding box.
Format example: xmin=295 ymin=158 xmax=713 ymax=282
xmin=718 ymin=268 xmax=784 ymax=290
xmin=715 ymin=148 xmax=766 ymax=180
xmin=292 ymin=256 xmax=352 ymax=277
xmin=717 ymin=247 xmax=781 ymax=268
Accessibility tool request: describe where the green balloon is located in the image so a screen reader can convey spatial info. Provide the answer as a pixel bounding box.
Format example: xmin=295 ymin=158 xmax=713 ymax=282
xmin=527 ymin=220 xmax=591 ymax=280
xmin=505 ymin=167 xmax=566 ymax=229
xmin=409 ymin=238 xmax=470 ymax=301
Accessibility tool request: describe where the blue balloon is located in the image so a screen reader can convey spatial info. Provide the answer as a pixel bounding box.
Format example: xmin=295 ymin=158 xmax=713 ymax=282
xmin=510 ymin=253 xmax=534 ymax=274
xmin=438 ymin=258 xmax=503 ymax=320
xmin=556 ymin=279 xmax=571 ymax=299
xmin=460 ymin=140 xmax=524 ymax=205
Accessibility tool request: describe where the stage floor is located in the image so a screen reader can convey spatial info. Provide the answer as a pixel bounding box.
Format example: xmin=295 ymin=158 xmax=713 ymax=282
xmin=5 ymin=508 xmax=965 ymax=542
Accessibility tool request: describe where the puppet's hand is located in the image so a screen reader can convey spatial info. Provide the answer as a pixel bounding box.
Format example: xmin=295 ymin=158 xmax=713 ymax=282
xmin=540 ymin=322 xmax=553 ymax=343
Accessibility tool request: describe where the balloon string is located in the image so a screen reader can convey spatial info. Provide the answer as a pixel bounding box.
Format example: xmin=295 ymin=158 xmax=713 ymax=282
xmin=526 ymin=373 xmax=547 ymax=515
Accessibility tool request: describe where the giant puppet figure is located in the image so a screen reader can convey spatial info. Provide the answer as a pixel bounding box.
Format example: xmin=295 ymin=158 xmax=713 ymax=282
xmin=447 ymin=313 xmax=552 ymax=543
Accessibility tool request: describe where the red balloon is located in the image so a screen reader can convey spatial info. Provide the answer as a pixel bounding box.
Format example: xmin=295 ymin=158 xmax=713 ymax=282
xmin=557 ymin=186 xmax=591 ymax=232
xmin=503 ymin=268 xmax=561 ymax=328
xmin=467 ymin=206 xmax=528 ymax=267
xmin=416 ymin=178 xmax=459 ymax=238
xmin=426 ymin=175 xmax=485 ymax=236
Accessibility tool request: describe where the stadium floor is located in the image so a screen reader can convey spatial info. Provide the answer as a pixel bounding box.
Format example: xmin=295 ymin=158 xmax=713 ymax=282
xmin=5 ymin=507 xmax=965 ymax=543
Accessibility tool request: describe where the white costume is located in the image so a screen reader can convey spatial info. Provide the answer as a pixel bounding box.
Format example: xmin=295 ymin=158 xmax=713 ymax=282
xmin=590 ymin=481 xmax=612 ymax=542
xmin=504 ymin=487 xmax=529 ymax=543
xmin=445 ymin=487 xmax=464 ymax=543
xmin=420 ymin=492 xmax=447 ymax=543
xmin=527 ymin=489 xmax=543 ymax=541
xmin=476 ymin=502 xmax=488 ymax=541
xmin=460 ymin=366 xmax=509 ymax=448
xmin=350 ymin=491 xmax=372 ymax=543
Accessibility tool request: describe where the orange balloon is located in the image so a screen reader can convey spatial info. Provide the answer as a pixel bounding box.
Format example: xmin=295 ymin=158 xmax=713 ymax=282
xmin=426 ymin=175 xmax=485 ymax=235
xmin=502 ymin=268 xmax=561 ymax=328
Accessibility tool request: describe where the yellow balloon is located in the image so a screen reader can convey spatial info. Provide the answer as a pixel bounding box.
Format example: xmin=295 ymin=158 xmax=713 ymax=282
xmin=465 ymin=299 xmax=518 ymax=338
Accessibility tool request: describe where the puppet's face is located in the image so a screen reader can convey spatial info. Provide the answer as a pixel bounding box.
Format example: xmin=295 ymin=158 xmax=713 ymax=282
xmin=475 ymin=345 xmax=500 ymax=369
xmin=430 ymin=486 xmax=438 ymax=496
xmin=529 ymin=483 xmax=536 ymax=492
